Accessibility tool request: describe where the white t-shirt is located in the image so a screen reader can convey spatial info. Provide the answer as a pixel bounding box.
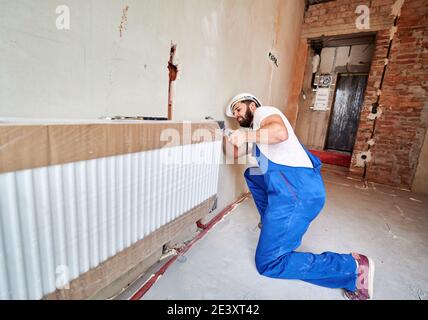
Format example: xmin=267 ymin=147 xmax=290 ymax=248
xmin=251 ymin=106 xmax=313 ymax=168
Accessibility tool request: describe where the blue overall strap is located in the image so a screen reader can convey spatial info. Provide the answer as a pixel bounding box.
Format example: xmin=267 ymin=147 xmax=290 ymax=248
xmin=244 ymin=145 xmax=357 ymax=291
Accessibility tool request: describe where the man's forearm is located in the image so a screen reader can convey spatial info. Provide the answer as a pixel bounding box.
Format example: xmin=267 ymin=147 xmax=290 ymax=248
xmin=247 ymin=122 xmax=288 ymax=144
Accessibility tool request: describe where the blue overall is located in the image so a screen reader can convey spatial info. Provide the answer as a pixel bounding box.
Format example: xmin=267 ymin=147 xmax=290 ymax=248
xmin=244 ymin=145 xmax=357 ymax=291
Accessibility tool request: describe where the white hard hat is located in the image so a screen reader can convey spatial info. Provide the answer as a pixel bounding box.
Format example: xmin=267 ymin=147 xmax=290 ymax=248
xmin=225 ymin=93 xmax=262 ymax=117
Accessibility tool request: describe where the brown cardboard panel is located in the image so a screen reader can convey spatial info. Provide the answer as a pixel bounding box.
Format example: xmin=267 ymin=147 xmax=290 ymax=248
xmin=0 ymin=126 xmax=49 ymax=174
xmin=88 ymin=247 xmax=162 ymax=300
xmin=0 ymin=121 xmax=220 ymax=174
xmin=48 ymin=124 xmax=108 ymax=166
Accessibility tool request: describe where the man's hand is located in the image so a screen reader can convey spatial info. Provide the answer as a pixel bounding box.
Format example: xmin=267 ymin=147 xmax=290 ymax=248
xmin=228 ymin=130 xmax=247 ymax=148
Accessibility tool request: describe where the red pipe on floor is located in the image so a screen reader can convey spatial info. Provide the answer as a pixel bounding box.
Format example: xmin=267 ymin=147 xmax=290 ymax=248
xmin=196 ymin=193 xmax=249 ymax=230
xmin=129 ymin=192 xmax=251 ymax=300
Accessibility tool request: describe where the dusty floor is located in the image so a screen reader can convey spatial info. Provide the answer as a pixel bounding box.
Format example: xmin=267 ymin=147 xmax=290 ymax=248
xmin=120 ymin=165 xmax=428 ymax=300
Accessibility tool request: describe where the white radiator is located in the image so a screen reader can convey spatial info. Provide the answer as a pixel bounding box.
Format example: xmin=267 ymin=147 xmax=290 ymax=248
xmin=0 ymin=140 xmax=221 ymax=299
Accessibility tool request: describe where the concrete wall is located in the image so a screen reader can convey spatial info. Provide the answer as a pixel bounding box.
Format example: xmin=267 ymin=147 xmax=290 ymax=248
xmin=0 ymin=0 xmax=305 ymax=214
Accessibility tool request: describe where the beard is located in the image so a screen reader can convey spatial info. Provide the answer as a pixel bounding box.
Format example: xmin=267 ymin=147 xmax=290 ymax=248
xmin=237 ymin=107 xmax=254 ymax=128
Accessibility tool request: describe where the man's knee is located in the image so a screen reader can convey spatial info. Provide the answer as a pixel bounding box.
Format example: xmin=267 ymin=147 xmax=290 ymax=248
xmin=244 ymin=167 xmax=251 ymax=181
xmin=255 ymin=251 xmax=292 ymax=277
xmin=255 ymin=256 xmax=268 ymax=275
xmin=244 ymin=167 xmax=264 ymax=188
xmin=255 ymin=253 xmax=279 ymax=276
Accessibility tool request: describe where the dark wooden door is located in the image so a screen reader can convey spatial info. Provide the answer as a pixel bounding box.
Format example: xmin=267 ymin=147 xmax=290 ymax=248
xmin=325 ymin=74 xmax=368 ymax=152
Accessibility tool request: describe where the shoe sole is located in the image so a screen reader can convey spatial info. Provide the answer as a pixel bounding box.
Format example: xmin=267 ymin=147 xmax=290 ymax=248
xmin=344 ymin=255 xmax=375 ymax=300
xmin=367 ymin=256 xmax=375 ymax=300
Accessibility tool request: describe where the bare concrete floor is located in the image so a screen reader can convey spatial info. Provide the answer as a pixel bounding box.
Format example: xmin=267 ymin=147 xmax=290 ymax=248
xmin=127 ymin=166 xmax=428 ymax=300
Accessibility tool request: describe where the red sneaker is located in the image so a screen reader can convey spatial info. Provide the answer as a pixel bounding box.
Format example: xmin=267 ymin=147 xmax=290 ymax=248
xmin=344 ymin=253 xmax=375 ymax=300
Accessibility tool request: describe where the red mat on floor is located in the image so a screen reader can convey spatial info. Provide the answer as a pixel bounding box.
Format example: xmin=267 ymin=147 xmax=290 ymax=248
xmin=308 ymin=149 xmax=351 ymax=167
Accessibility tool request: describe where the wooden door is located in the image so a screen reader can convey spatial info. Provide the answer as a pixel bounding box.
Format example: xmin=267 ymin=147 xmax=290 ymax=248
xmin=325 ymin=74 xmax=368 ymax=152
